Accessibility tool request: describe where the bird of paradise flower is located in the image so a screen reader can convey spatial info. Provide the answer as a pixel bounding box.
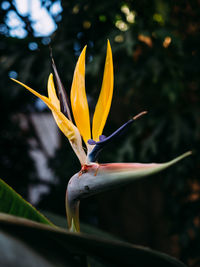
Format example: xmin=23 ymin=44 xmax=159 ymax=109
xmin=12 ymin=40 xmax=191 ymax=232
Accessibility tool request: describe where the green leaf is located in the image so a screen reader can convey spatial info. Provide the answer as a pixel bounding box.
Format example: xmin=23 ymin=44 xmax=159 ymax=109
xmin=0 ymin=230 xmax=73 ymax=267
xmin=0 ymin=213 xmax=187 ymax=267
xmin=0 ymin=178 xmax=54 ymax=226
xmin=43 ymin=210 xmax=120 ymax=241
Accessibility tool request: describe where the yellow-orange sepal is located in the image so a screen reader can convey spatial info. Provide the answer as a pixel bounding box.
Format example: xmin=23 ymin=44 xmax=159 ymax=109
xmin=70 ymin=46 xmax=91 ymax=146
xmin=47 ymin=73 xmax=60 ymax=111
xmin=11 ymin=77 xmax=87 ymax=165
xmin=92 ymin=40 xmax=114 ymax=141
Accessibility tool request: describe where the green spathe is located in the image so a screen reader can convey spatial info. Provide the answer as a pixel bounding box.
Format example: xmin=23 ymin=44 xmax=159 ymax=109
xmin=66 ymin=151 xmax=191 ymax=231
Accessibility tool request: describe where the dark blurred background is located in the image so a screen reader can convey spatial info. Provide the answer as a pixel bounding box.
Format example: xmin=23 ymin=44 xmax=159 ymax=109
xmin=0 ymin=0 xmax=200 ymax=266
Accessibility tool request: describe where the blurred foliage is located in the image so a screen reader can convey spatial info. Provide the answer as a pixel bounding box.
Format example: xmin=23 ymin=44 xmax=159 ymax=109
xmin=0 ymin=0 xmax=200 ymax=266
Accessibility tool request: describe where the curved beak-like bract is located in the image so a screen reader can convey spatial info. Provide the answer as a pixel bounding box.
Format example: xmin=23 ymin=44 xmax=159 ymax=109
xmin=12 ymin=41 xmax=192 ymax=232
xmin=66 ymin=151 xmax=191 ymax=231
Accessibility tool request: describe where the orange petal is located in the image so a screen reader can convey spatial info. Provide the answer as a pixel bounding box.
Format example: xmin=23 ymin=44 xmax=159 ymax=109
xmin=70 ymin=46 xmax=91 ymax=145
xmin=92 ymin=40 xmax=114 ymax=141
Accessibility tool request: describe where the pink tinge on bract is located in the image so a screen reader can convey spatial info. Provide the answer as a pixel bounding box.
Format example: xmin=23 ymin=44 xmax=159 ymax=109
xmin=97 ymin=162 xmax=158 ymax=172
xmin=79 ymin=162 xmax=159 ymax=176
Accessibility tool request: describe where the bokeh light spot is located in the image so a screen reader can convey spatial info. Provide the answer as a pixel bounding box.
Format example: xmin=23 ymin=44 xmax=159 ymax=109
xmin=28 ymin=42 xmax=38 ymax=51
xmin=8 ymin=70 xmax=18 ymax=79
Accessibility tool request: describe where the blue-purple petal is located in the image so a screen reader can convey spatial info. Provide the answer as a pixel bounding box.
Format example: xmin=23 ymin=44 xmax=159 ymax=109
xmin=88 ymin=118 xmax=134 ymax=162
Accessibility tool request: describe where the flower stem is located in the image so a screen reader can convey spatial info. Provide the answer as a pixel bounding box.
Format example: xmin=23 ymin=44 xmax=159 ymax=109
xmin=66 ymin=189 xmax=80 ymax=232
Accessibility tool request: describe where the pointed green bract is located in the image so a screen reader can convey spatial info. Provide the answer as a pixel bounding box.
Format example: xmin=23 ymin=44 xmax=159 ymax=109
xmin=68 ymin=152 xmax=191 ymax=201
xmin=0 ymin=178 xmax=54 ymax=226
xmin=66 ymin=152 xmax=192 ymax=230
